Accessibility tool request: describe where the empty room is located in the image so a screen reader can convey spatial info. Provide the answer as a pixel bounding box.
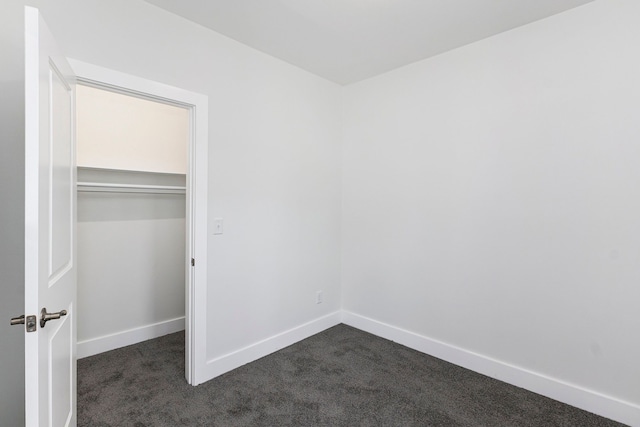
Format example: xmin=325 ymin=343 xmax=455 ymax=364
xmin=1 ymin=0 xmax=639 ymax=426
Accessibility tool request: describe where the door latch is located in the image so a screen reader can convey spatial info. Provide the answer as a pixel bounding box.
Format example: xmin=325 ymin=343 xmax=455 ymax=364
xmin=10 ymin=314 xmax=37 ymax=332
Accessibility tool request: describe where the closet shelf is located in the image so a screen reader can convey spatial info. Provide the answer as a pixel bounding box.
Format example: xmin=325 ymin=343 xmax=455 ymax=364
xmin=77 ymin=181 xmax=186 ymax=194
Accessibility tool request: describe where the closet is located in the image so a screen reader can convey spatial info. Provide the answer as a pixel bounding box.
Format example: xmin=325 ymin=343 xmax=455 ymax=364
xmin=75 ymin=84 xmax=189 ymax=358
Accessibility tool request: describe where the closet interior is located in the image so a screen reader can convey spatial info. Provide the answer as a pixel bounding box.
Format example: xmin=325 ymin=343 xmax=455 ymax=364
xmin=75 ymin=84 xmax=189 ymax=358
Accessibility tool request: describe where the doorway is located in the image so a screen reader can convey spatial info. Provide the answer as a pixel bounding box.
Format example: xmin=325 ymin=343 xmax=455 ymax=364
xmin=75 ymin=83 xmax=189 ymax=364
xmin=69 ymin=59 xmax=209 ymax=385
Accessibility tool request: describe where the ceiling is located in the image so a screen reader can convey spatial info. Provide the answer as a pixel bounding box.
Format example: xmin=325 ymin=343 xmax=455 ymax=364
xmin=143 ymin=0 xmax=595 ymax=85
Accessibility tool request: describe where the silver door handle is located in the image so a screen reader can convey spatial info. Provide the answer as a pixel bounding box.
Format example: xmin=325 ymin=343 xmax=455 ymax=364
xmin=10 ymin=315 xmax=25 ymax=326
xmin=40 ymin=308 xmax=67 ymax=328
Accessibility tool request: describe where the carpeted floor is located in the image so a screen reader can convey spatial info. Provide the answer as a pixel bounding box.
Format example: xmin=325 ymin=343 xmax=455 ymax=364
xmin=78 ymin=324 xmax=626 ymax=426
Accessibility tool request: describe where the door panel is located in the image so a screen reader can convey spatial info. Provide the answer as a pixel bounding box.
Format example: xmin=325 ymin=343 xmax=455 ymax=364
xmin=25 ymin=6 xmax=76 ymax=427
xmin=49 ymin=63 xmax=73 ymax=282
xmin=49 ymin=311 xmax=73 ymax=427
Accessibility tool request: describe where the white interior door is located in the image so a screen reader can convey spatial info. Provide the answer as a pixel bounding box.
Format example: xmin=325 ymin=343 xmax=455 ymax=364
xmin=24 ymin=6 xmax=77 ymax=427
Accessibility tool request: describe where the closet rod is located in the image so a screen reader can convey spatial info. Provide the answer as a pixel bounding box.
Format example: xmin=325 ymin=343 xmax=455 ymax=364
xmin=77 ymin=181 xmax=186 ymax=194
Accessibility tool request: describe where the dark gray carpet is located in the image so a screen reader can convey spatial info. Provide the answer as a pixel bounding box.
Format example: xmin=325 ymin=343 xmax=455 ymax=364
xmin=78 ymin=324 xmax=626 ymax=426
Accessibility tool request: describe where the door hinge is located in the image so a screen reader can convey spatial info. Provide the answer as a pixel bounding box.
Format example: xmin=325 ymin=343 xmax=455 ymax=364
xmin=191 ymin=258 xmax=195 ymax=267
xmin=10 ymin=314 xmax=37 ymax=332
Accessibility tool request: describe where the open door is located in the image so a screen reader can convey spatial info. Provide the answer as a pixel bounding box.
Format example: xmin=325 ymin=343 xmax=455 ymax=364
xmin=24 ymin=6 xmax=77 ymax=427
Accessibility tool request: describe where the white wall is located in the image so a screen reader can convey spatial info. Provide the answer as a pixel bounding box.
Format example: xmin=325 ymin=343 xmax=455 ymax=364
xmin=76 ymin=175 xmax=186 ymax=357
xmin=30 ymin=0 xmax=343 ymax=365
xmin=342 ymin=0 xmax=640 ymax=423
xmin=0 ymin=2 xmax=26 ymax=425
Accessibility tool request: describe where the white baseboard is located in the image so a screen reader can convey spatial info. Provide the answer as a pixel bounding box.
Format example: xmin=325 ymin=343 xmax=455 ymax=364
xmin=341 ymin=311 xmax=640 ymax=427
xmin=197 ymin=311 xmax=341 ymax=384
xmin=76 ymin=310 xmax=639 ymax=425
xmin=77 ymin=317 xmax=185 ymax=359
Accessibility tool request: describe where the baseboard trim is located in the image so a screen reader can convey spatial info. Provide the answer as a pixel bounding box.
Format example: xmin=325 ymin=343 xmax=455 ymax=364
xmin=77 ymin=317 xmax=185 ymax=359
xmin=341 ymin=311 xmax=640 ymax=427
xmin=197 ymin=311 xmax=341 ymax=385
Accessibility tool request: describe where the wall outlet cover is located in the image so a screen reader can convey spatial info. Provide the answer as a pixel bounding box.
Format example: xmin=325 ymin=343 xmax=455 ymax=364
xmin=213 ymin=218 xmax=223 ymax=235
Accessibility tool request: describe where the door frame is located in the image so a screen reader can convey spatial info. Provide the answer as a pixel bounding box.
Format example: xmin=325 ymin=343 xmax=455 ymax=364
xmin=68 ymin=59 xmax=208 ymax=385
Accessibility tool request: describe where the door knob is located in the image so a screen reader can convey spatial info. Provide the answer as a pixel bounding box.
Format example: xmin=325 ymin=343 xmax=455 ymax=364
xmin=40 ymin=308 xmax=67 ymax=328
xmin=10 ymin=315 xmax=25 ymax=326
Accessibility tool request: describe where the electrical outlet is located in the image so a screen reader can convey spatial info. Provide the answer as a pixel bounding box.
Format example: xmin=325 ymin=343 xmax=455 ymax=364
xmin=213 ymin=218 xmax=223 ymax=235
xmin=316 ymin=291 xmax=323 ymax=304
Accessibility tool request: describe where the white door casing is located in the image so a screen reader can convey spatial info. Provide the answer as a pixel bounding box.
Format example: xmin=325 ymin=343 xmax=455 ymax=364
xmin=25 ymin=6 xmax=77 ymax=427
xmin=66 ymin=59 xmax=209 ymax=386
